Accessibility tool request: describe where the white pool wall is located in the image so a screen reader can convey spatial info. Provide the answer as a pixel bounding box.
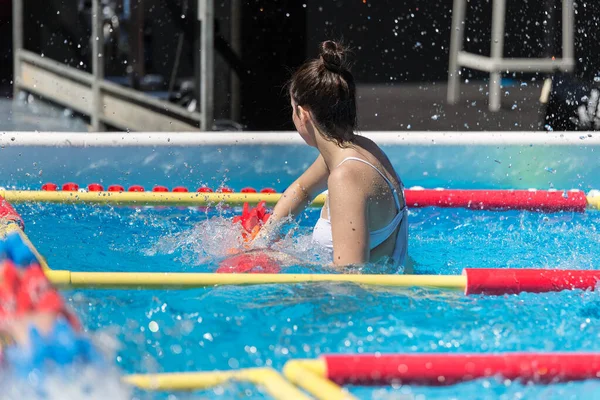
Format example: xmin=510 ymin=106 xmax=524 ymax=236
xmin=1 ymin=131 xmax=598 ymax=191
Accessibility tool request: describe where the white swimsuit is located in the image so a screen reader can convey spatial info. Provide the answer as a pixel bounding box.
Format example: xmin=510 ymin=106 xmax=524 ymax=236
xmin=312 ymin=157 xmax=409 ymax=267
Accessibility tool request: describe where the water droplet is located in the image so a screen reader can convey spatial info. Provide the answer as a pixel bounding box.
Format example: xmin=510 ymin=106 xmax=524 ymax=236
xmin=149 ymin=321 xmax=159 ymax=332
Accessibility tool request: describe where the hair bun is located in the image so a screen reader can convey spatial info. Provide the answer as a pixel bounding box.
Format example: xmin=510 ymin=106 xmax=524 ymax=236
xmin=319 ymin=40 xmax=346 ymax=74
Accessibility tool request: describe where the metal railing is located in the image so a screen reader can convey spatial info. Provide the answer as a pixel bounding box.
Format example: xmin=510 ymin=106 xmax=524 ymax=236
xmin=11 ymin=0 xmax=215 ymax=131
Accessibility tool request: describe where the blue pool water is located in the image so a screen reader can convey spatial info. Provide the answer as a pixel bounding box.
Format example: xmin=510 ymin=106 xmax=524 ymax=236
xmin=11 ymin=198 xmax=600 ymax=399
xmin=2 ymin=135 xmax=600 ymax=399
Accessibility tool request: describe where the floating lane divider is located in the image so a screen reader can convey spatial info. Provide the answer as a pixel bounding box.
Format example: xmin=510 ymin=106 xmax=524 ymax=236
xmin=43 ymin=270 xmax=467 ymax=291
xmin=3 ymin=193 xmax=600 ymax=295
xmin=123 ymin=368 xmax=311 ymax=400
xmin=286 ymin=352 xmax=600 ymax=389
xmin=463 ymin=268 xmax=600 ymax=295
xmin=0 ymin=187 xmax=596 ymax=211
xmin=123 ymin=352 xmax=600 ymax=400
xmin=38 ymin=268 xmax=600 ymax=295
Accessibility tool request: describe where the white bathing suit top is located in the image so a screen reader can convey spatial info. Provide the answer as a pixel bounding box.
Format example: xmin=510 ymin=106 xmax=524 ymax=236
xmin=312 ymin=157 xmax=408 ymax=266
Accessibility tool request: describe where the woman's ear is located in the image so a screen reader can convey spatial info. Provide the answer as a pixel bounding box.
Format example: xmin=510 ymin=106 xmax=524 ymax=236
xmin=297 ymin=105 xmax=310 ymax=125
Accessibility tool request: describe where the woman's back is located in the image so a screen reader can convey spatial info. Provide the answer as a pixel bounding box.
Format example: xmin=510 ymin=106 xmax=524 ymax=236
xmin=314 ymin=136 xmax=408 ymax=265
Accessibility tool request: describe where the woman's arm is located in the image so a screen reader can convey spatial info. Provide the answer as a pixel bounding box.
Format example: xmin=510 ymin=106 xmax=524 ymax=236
xmin=256 ymin=155 xmax=329 ymax=242
xmin=327 ymin=167 xmax=370 ymax=266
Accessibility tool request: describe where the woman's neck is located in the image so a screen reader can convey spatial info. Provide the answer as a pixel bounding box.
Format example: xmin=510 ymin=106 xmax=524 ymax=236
xmin=314 ymin=127 xmax=356 ymax=171
xmin=315 ymin=133 xmax=343 ymax=171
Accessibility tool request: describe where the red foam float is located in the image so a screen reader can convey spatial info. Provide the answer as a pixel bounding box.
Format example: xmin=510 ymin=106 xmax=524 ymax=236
xmin=62 ymin=182 xmax=79 ymax=191
xmin=152 ymin=186 xmax=169 ymax=192
xmin=464 ymin=268 xmax=600 ymax=295
xmin=172 ymin=186 xmax=189 ymax=193
xmin=217 ymin=187 xmax=234 ymax=193
xmin=260 ymin=188 xmax=277 ymax=194
xmin=197 ymin=187 xmax=214 ymax=193
xmin=216 ymin=253 xmax=281 ymax=274
xmin=87 ymin=183 xmax=104 ymax=192
xmin=108 ymin=185 xmax=125 ymax=192
xmin=41 ymin=183 xmax=58 ymax=191
xmin=404 ymin=189 xmax=587 ymax=212
xmin=0 ymin=197 xmax=24 ymax=229
xmin=324 ymin=353 xmax=600 ymax=385
xmin=128 ymin=185 xmax=145 ymax=192
xmin=241 ymin=187 xmax=257 ymax=193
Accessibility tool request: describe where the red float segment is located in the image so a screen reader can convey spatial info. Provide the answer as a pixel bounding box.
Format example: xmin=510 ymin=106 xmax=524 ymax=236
xmin=0 ymin=197 xmax=24 ymax=229
xmin=241 ymin=187 xmax=257 ymax=193
xmin=464 ymin=268 xmax=600 ymax=295
xmin=62 ymin=182 xmax=79 ymax=191
xmin=217 ymin=187 xmax=234 ymax=193
xmin=172 ymin=186 xmax=189 ymax=193
xmin=216 ymin=253 xmax=281 ymax=274
xmin=41 ymin=183 xmax=58 ymax=191
xmin=108 ymin=185 xmax=125 ymax=192
xmin=87 ymin=183 xmax=104 ymax=192
xmin=404 ymin=189 xmax=588 ymax=212
xmin=197 ymin=187 xmax=214 ymax=193
xmin=324 ymin=353 xmax=600 ymax=386
xmin=152 ymin=186 xmax=169 ymax=192
xmin=260 ymin=188 xmax=277 ymax=194
xmin=128 ymin=185 xmax=145 ymax=192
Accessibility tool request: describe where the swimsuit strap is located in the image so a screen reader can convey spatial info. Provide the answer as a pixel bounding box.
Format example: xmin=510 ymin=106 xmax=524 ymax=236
xmin=337 ymin=157 xmax=402 ymax=211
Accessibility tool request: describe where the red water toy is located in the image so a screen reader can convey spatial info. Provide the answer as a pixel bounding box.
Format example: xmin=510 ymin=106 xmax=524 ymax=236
xmin=232 ymin=201 xmax=271 ymax=243
xmin=217 ymin=201 xmax=280 ymax=273
xmin=217 ymin=252 xmax=281 ymax=274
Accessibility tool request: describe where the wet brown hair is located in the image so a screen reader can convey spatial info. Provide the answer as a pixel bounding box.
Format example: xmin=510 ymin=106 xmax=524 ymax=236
xmin=289 ymin=40 xmax=357 ymax=145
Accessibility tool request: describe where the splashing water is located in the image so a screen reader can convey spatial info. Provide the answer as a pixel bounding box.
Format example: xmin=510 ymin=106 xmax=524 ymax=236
xmin=0 ymin=330 xmax=129 ymax=400
xmin=0 ymin=367 xmax=130 ymax=400
xmin=144 ymin=213 xmax=333 ymax=271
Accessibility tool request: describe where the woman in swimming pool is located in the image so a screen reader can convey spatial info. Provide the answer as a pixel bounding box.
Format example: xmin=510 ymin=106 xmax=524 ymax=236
xmin=255 ymin=40 xmax=408 ymax=268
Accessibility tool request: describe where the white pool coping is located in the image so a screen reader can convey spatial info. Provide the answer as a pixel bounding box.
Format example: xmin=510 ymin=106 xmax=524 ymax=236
xmin=1 ymin=131 xmax=598 ymax=147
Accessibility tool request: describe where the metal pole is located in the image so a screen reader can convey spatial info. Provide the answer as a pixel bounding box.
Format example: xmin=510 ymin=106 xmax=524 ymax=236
xmin=447 ymin=0 xmax=466 ymax=104
xmin=230 ymin=0 xmax=241 ymax=123
xmin=199 ymin=0 xmax=214 ymax=131
xmin=12 ymin=0 xmax=23 ymax=99
xmin=544 ymin=0 xmax=556 ymax=58
xmin=489 ymin=0 xmax=506 ymax=111
xmin=128 ymin=0 xmax=144 ymax=90
xmin=91 ymin=0 xmax=105 ymax=131
xmin=562 ymin=0 xmax=574 ymax=64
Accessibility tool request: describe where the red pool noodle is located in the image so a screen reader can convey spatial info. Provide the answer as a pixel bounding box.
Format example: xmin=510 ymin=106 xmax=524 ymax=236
xmin=0 ymin=197 xmax=24 ymax=229
xmin=464 ymin=268 xmax=600 ymax=295
xmin=324 ymin=353 xmax=600 ymax=385
xmin=404 ymin=189 xmax=587 ymax=212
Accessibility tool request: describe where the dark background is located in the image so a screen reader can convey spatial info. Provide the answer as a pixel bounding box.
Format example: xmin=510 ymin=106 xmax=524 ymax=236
xmin=1 ymin=0 xmax=599 ymax=130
